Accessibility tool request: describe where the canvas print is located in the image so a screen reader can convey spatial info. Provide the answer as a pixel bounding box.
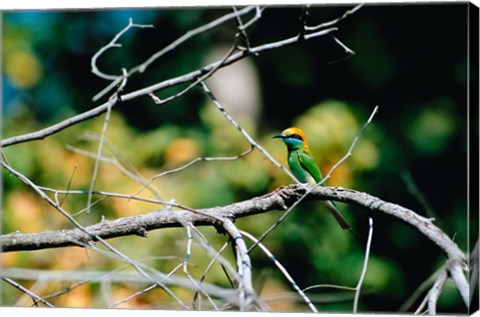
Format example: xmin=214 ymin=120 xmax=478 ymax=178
xmin=1 ymin=2 xmax=478 ymax=314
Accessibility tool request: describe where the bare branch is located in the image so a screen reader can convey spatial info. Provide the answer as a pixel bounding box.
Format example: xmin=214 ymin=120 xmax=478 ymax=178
xmin=305 ymin=4 xmax=364 ymax=32
xmin=1 ymin=159 xmax=98 ymax=234
xmin=399 ymin=266 xmax=444 ymax=312
xmin=1 ymin=17 xmax=341 ymax=148
xmin=86 ymin=75 xmax=118 ymax=215
xmin=241 ymin=230 xmax=317 ymax=312
xmin=1 ymin=185 xmax=466 ymax=265
xmin=0 ymin=159 xmax=191 ymax=309
xmin=200 ymin=81 xmax=300 ymax=184
xmin=237 ymin=5 xmax=263 ymax=30
xmin=470 ymin=239 xmax=479 ymax=305
xmin=188 ymin=225 xmax=239 ymax=284
xmin=427 ymin=270 xmax=448 ymax=315
xmin=148 ymin=40 xmax=240 ymax=106
xmin=182 ymin=224 xmax=219 ymax=310
xmin=331 ymin=35 xmax=355 ymax=55
xmin=315 ymin=105 xmax=379 ymax=188
xmin=221 ymin=219 xmax=256 ymax=311
xmin=1 ymin=96 xmax=118 ymax=147
xmin=59 ymin=163 xmax=77 ymax=207
xmin=3 ymin=5 xmax=464 ymax=312
xmin=2 ymin=277 xmax=54 ymax=307
xmin=249 ymin=105 xmax=379 ymax=252
xmin=1 ymin=267 xmax=233 ymax=300
xmin=401 ymin=170 xmax=438 ymax=221
xmin=91 ymin=18 xmax=153 ymax=81
xmin=414 ymin=290 xmax=429 ymax=314
xmin=121 ymin=26 xmax=337 ymax=103
xmin=136 ymin=6 xmax=260 ymax=75
xmin=192 ymin=241 xmax=234 ymax=309
xmin=303 ymin=284 xmax=356 ymax=292
xmin=67 ymin=134 xmax=163 ymax=200
xmin=353 ymin=217 xmax=373 ymax=313
xmin=1 ymin=162 xmax=468 ymax=310
xmin=109 ymin=284 xmax=157 ymax=308
xmin=92 ymin=6 xmax=263 ymax=101
xmin=448 ymin=260 xmax=469 ymax=308
xmin=232 ymin=6 xmax=253 ymax=52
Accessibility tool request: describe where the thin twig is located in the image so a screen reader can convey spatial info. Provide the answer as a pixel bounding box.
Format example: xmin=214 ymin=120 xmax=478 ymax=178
xmin=93 ymin=6 xmax=262 ymax=101
xmin=66 ymin=143 xmax=161 ymax=199
xmin=109 ymin=284 xmax=158 ymax=308
xmin=353 ymin=217 xmax=373 ymax=313
xmin=1 ymin=25 xmax=339 ymax=148
xmin=188 ymin=225 xmax=239 ymax=282
xmin=91 ymin=18 xmax=153 ymax=81
xmin=399 ymin=266 xmax=444 ymax=312
xmin=87 ymin=69 xmax=128 ymax=215
xmin=72 ymin=131 xmax=164 ymax=200
xmin=303 ymin=284 xmax=356 ymax=292
xmin=331 ymin=35 xmax=355 ymax=55
xmin=182 ymin=224 xmax=219 ymax=310
xmin=107 ymin=253 xmax=190 ymax=308
xmin=107 ymin=264 xmax=183 ymax=308
xmin=238 ymin=5 xmax=263 ymax=30
xmin=305 ymin=4 xmax=364 ymax=32
xmin=232 ymin=6 xmax=253 ymax=52
xmin=241 ymin=230 xmax=317 ymax=312
xmin=161 ymin=146 xmax=254 ymax=179
xmin=2 ymin=277 xmax=55 ymax=308
xmin=192 ymin=241 xmax=233 ymax=309
xmin=200 ymin=81 xmax=299 ymax=183
xmin=133 ymin=146 xmax=254 ymax=198
xmin=43 ymin=265 xmax=135 ymax=302
xmin=86 ymin=95 xmax=113 ymax=215
xmin=401 ymin=171 xmax=438 ymax=222
xmin=0 ymin=160 xmax=189 ymax=309
xmin=315 ymin=105 xmax=379 ymax=189
xmin=414 ymin=291 xmax=429 ymax=315
xmin=148 ymin=40 xmax=238 ymax=106
xmin=38 ymin=186 xmax=170 ymax=206
xmin=75 ymin=236 xmax=191 ymax=310
xmin=298 ymin=6 xmax=309 ymax=40
xmin=327 ymin=35 xmax=356 ymax=64
xmin=0 ymin=6 xmax=361 ymax=149
xmin=425 ymin=270 xmax=448 ymax=315
xmin=249 ymin=106 xmax=379 ymax=252
xmin=59 ymin=163 xmax=77 ymax=207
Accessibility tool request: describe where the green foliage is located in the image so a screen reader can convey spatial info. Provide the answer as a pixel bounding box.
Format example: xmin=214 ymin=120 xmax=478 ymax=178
xmin=406 ymin=97 xmax=457 ymax=156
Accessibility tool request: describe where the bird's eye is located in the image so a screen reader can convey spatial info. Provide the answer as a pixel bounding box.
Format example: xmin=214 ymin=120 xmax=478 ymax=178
xmin=290 ymin=134 xmax=303 ymax=141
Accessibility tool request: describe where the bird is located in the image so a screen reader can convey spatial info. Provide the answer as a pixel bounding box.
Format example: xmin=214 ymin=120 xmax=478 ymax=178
xmin=273 ymin=127 xmax=350 ymax=230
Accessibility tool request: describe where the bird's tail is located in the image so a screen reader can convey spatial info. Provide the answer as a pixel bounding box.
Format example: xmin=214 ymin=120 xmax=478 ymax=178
xmin=324 ymin=200 xmax=351 ymax=230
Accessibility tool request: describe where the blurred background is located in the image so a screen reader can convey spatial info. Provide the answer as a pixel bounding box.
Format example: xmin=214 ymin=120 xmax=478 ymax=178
xmin=1 ymin=3 xmax=477 ymax=313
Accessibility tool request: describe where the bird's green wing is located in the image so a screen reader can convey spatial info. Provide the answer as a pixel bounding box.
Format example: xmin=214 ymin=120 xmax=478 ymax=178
xmin=296 ymin=150 xmax=348 ymax=229
xmin=298 ymin=150 xmax=324 ymax=185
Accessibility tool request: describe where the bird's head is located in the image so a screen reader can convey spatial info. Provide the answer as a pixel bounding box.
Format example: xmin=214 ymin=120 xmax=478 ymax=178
xmin=273 ymin=127 xmax=310 ymax=152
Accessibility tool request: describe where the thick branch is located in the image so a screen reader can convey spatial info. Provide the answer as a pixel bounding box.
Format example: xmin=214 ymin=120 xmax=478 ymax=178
xmin=222 ymin=219 xmax=256 ymax=311
xmin=0 ymin=185 xmax=290 ymax=252
xmin=311 ymin=186 xmax=465 ymax=262
xmin=0 ymin=185 xmax=466 ymax=265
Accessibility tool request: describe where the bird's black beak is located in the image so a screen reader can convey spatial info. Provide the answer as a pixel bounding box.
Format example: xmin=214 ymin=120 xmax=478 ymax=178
xmin=273 ymin=133 xmax=285 ymax=139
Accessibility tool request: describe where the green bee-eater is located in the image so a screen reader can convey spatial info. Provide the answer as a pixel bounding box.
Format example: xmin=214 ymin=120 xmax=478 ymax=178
xmin=273 ymin=127 xmax=350 ymax=230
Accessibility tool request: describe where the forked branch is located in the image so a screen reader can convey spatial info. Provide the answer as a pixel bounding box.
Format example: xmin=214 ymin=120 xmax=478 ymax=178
xmin=1 ymin=5 xmax=360 ymax=148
